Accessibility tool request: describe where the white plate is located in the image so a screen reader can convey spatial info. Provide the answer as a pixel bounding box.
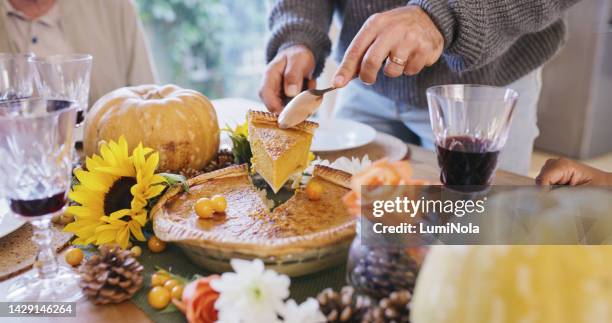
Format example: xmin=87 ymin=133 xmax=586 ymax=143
xmin=311 ymin=119 xmax=377 ymax=152
xmin=0 ymin=199 xmax=25 ymax=239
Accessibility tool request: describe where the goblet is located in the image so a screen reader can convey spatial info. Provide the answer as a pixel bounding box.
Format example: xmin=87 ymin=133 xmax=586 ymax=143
xmin=30 ymin=54 xmax=92 ymax=127
xmin=0 ymin=98 xmax=82 ymax=301
xmin=0 ymin=53 xmax=34 ymax=101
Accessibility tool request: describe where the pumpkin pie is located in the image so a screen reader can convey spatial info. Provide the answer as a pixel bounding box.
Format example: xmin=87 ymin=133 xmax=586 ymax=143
xmin=151 ymin=164 xmax=355 ymax=271
xmin=247 ymin=110 xmax=318 ymax=192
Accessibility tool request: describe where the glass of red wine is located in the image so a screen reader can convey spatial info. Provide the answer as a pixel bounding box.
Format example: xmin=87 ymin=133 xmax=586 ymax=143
xmin=427 ymin=85 xmax=519 ymax=192
xmin=0 ymin=53 xmax=34 ymax=101
xmin=29 ymin=54 xmax=92 ymax=128
xmin=0 ymin=98 xmax=83 ymax=301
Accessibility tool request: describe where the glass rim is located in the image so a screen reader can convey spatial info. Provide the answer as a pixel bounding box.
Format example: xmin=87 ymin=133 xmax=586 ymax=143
xmin=426 ymin=84 xmax=519 ymax=102
xmin=28 ymin=53 xmax=93 ymax=64
xmin=0 ymin=52 xmax=35 ymax=60
xmin=0 ymin=97 xmax=77 ymax=120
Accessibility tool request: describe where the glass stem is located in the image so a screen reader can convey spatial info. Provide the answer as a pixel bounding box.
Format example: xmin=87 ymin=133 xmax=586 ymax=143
xmin=31 ymin=218 xmax=59 ymax=279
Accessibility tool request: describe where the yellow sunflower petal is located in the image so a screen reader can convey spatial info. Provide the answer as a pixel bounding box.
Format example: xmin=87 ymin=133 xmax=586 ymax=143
xmin=133 ymin=212 xmax=147 ymax=226
xmin=99 ymin=144 xmax=117 ymax=166
xmin=144 ymin=184 xmax=166 ymax=199
xmin=74 ymin=168 xmax=115 ymax=192
xmin=109 ymin=209 xmax=131 ymax=221
xmin=143 ymin=152 xmax=160 ymax=177
xmin=117 ymin=227 xmax=130 ymax=249
xmin=128 ymin=221 xmax=146 ymax=241
xmin=95 ymin=229 xmax=117 ymax=245
xmin=96 ymin=166 xmax=135 ymax=178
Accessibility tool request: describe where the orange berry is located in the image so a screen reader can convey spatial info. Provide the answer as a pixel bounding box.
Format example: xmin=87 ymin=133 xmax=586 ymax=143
xmin=305 ymin=181 xmax=323 ymax=201
xmin=148 ymin=286 xmax=171 ymax=310
xmin=194 ymin=198 xmax=215 ymax=218
xmin=151 ymin=272 xmax=169 ymax=287
xmin=163 ymin=279 xmax=180 ymax=291
xmin=211 ymin=195 xmax=227 ymax=213
xmin=65 ymin=248 xmax=84 ymax=266
xmin=130 ymin=246 xmax=142 ymax=257
xmin=171 ymin=284 xmax=184 ymax=299
xmin=147 ymin=236 xmax=166 ymax=253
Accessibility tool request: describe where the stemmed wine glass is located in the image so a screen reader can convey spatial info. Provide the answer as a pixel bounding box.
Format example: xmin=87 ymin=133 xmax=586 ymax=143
xmin=0 ymin=53 xmax=34 ymax=101
xmin=29 ymin=54 xmax=92 ymax=127
xmin=0 ymin=98 xmax=83 ymax=301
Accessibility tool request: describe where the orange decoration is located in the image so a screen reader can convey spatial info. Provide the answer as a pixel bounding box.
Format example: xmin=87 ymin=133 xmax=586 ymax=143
xmin=343 ymin=158 xmax=428 ymax=216
xmin=179 ymin=275 xmax=221 ymax=323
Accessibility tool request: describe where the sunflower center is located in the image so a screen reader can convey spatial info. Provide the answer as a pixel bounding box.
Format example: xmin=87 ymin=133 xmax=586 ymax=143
xmin=104 ymin=177 xmax=137 ymax=217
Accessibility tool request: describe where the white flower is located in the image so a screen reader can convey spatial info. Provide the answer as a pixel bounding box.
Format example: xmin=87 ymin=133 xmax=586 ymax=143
xmin=305 ymin=155 xmax=373 ymax=179
xmin=211 ymin=259 xmax=290 ymax=323
xmin=280 ymin=298 xmax=326 ymax=323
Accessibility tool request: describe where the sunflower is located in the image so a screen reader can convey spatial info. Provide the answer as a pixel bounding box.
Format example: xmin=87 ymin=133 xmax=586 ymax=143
xmin=64 ymin=136 xmax=167 ymax=249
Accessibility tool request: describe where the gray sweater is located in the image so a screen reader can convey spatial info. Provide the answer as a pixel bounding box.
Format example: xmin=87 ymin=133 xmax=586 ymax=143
xmin=267 ymin=0 xmax=581 ymax=108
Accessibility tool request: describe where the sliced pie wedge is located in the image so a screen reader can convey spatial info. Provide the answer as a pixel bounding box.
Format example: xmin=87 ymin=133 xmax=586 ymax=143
xmin=247 ymin=110 xmax=318 ymax=192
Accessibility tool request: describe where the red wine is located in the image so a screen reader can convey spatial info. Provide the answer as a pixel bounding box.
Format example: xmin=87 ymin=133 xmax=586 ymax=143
xmin=436 ymin=136 xmax=500 ymax=189
xmin=9 ymin=192 xmax=67 ymax=217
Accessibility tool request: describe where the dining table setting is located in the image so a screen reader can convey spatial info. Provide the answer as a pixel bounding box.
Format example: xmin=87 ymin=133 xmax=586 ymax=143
xmin=1 ymin=51 xmax=611 ymax=323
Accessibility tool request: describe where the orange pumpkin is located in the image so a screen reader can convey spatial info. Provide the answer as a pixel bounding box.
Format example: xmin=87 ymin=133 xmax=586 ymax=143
xmin=84 ymin=84 xmax=220 ymax=172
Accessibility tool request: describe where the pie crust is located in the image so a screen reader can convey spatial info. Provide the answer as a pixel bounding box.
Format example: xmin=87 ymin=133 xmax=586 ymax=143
xmin=151 ymin=164 xmax=355 ymax=259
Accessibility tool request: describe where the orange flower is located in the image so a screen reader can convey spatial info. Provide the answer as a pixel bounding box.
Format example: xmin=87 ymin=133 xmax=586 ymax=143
xmin=180 ymin=275 xmax=220 ymax=323
xmin=343 ymin=158 xmax=427 ymax=216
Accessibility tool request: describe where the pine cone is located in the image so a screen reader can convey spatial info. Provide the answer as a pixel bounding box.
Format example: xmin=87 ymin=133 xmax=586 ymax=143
xmin=203 ymin=149 xmax=235 ymax=173
xmin=317 ymin=286 xmax=372 ymax=322
xmin=79 ymin=246 xmax=144 ymax=304
xmin=362 ymin=290 xmax=412 ymax=323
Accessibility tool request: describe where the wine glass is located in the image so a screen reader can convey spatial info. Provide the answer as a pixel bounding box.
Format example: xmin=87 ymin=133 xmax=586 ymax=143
xmin=0 ymin=98 xmax=83 ymax=302
xmin=0 ymin=53 xmax=34 ymax=101
xmin=427 ymin=85 xmax=519 ymax=192
xmin=29 ymin=54 xmax=92 ymax=127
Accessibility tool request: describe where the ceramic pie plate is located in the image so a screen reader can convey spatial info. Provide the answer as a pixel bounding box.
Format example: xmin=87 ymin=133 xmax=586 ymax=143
xmin=151 ymin=165 xmax=356 ymax=277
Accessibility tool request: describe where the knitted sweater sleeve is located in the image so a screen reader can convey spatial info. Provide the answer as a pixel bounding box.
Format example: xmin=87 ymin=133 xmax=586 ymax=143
xmin=408 ymin=0 xmax=582 ymax=72
xmin=266 ymin=0 xmax=334 ymax=77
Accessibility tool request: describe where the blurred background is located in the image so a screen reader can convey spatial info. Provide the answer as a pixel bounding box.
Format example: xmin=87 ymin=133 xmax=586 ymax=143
xmin=135 ymin=0 xmax=612 ymax=178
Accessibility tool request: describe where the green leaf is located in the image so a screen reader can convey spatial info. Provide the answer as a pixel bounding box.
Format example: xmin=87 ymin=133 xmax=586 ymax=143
xmin=159 ymin=173 xmax=189 ymax=193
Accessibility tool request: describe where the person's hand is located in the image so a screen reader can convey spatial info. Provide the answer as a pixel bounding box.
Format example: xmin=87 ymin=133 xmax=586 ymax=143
xmin=259 ymin=45 xmax=316 ymax=113
xmin=535 ymin=158 xmax=612 ymax=186
xmin=332 ymin=5 xmax=444 ymax=88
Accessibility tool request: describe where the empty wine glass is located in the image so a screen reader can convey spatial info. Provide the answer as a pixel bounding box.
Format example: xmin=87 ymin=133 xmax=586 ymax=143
xmin=29 ymin=54 xmax=92 ymax=127
xmin=0 ymin=53 xmax=34 ymax=101
xmin=427 ymin=85 xmax=519 ymax=191
xmin=0 ymin=98 xmax=82 ymax=302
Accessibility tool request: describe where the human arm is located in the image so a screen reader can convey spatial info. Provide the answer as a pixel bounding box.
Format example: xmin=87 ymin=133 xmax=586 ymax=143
xmin=260 ymin=0 xmax=333 ymax=112
xmin=536 ymin=158 xmax=612 ymax=186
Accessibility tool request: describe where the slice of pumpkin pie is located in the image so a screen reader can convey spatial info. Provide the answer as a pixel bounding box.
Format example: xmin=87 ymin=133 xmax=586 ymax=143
xmin=247 ymin=110 xmax=318 ymax=192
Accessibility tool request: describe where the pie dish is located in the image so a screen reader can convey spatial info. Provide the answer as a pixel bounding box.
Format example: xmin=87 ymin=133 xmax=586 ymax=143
xmin=151 ymin=164 xmax=355 ymax=276
xmin=247 ymin=110 xmax=318 ymax=192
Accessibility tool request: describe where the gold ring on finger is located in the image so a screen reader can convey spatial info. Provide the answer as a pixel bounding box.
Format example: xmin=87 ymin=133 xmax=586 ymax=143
xmin=388 ymin=55 xmax=407 ymax=66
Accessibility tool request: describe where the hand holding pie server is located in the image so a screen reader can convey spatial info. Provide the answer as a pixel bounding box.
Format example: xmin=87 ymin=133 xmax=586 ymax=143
xmin=333 ymin=5 xmax=444 ymax=88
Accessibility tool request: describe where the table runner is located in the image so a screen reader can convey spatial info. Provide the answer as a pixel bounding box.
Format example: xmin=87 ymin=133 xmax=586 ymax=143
xmin=130 ymin=243 xmax=347 ymax=323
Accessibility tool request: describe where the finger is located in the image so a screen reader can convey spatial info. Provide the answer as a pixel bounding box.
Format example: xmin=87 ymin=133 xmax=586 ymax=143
xmin=536 ymin=160 xmax=570 ymax=186
xmin=284 ymin=54 xmax=312 ymax=98
xmin=259 ymin=56 xmax=287 ymax=113
xmin=333 ymin=13 xmax=385 ymax=88
xmin=403 ymin=50 xmax=428 ymax=76
xmin=383 ymin=46 xmax=412 ymax=78
xmin=306 ymin=79 xmax=317 ymax=90
xmin=359 ymin=36 xmax=394 ymax=84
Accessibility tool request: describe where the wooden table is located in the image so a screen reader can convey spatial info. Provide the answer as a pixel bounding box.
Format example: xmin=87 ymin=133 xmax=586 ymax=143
xmin=0 ymin=99 xmax=533 ymax=322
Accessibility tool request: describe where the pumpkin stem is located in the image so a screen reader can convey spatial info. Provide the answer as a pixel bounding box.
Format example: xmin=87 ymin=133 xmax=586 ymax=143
xmin=144 ymin=90 xmax=163 ymax=100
